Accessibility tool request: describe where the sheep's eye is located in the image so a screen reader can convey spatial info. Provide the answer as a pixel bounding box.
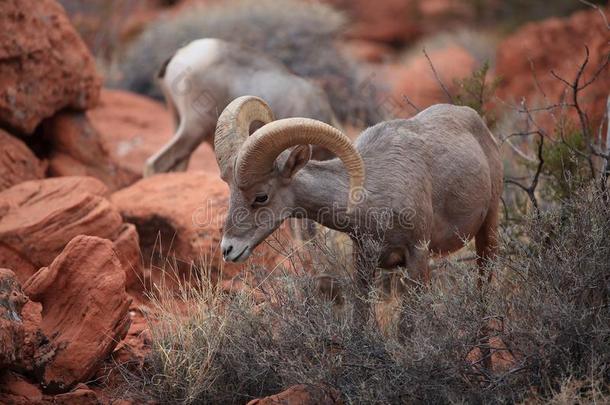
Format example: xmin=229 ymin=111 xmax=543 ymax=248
xmin=253 ymin=194 xmax=269 ymax=206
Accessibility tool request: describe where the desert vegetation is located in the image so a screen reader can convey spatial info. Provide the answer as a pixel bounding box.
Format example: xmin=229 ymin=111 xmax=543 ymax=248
xmin=123 ymin=183 xmax=609 ymax=404
xmin=1 ymin=0 xmax=608 ymax=404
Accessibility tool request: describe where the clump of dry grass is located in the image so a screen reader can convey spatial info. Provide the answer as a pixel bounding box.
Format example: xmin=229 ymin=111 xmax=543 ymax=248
xmin=115 ymin=0 xmax=380 ymax=126
xmin=122 ymin=184 xmax=609 ymax=404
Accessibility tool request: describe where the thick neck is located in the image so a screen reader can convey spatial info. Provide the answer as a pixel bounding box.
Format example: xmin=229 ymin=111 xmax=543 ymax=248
xmin=292 ymin=159 xmax=355 ymax=232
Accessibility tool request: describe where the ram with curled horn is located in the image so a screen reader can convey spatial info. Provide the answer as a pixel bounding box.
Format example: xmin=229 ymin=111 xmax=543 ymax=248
xmin=217 ymin=96 xmax=503 ymax=300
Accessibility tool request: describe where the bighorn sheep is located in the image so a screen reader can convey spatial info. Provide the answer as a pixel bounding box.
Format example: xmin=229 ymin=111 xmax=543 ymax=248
xmin=216 ymin=96 xmax=503 ymax=291
xmin=144 ymin=38 xmax=338 ymax=176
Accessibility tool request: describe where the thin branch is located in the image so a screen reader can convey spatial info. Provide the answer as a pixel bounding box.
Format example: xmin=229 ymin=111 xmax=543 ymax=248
xmin=602 ymin=96 xmax=610 ymax=191
xmin=422 ymin=48 xmax=454 ymax=104
xmin=551 ymin=46 xmax=598 ymax=178
xmin=579 ymin=0 xmax=610 ymax=29
xmin=550 ymin=71 xmax=573 ymax=88
xmin=504 ymin=134 xmax=545 ymax=213
xmin=527 ymin=57 xmax=563 ymax=127
xmin=578 ymin=53 xmax=609 ymax=91
xmin=503 ymin=138 xmax=538 ymax=163
xmin=402 ymin=95 xmax=421 ymax=113
xmin=530 ymin=134 xmax=545 ymax=200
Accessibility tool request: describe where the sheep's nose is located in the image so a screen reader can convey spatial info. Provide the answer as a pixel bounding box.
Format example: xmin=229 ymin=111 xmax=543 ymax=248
xmin=222 ymin=244 xmax=233 ymax=259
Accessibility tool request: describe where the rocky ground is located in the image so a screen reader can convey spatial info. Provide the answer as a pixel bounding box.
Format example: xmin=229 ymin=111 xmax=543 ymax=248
xmin=0 ymin=0 xmax=607 ymax=403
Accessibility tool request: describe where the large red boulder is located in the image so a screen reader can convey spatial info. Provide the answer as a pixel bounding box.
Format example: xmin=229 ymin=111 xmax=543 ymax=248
xmin=0 ymin=177 xmax=142 ymax=291
xmin=38 ymin=89 xmax=219 ymax=190
xmin=87 ymin=89 xmax=220 ymax=177
xmin=0 ymin=269 xmax=51 ymax=377
xmin=0 ymin=268 xmax=29 ymax=369
xmin=0 ymin=372 xmax=44 ymax=405
xmin=0 ymin=0 xmax=101 ymax=134
xmin=23 ymin=235 xmax=132 ymax=393
xmin=316 ymin=0 xmax=472 ymax=45
xmin=496 ymin=8 xmax=610 ymax=128
xmin=383 ymin=45 xmax=478 ymax=117
xmin=0 ymin=129 xmax=46 ymax=192
xmin=110 ymin=172 xmax=287 ymax=284
xmin=41 ymin=111 xmax=140 ymax=191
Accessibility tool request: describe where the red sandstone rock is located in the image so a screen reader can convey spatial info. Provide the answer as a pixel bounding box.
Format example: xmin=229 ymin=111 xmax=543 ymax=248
xmin=247 ymin=384 xmax=342 ymax=405
xmin=321 ymin=0 xmax=420 ymax=43
xmin=0 ymin=177 xmax=121 ymax=282
xmin=111 ymin=307 xmax=151 ymax=370
xmin=42 ymin=112 xmax=139 ymax=191
xmin=0 ymin=269 xmax=51 ymax=377
xmin=0 ymin=177 xmax=143 ymax=289
xmin=23 ymin=236 xmax=132 ymax=393
xmin=384 ymin=45 xmax=477 ymax=117
xmin=113 ymin=224 xmax=145 ymax=297
xmin=496 ymin=8 xmax=610 ymax=128
xmin=0 ymin=372 xmax=44 ymax=405
xmin=87 ymin=89 xmax=220 ymax=177
xmin=53 ymin=384 xmax=101 ymax=405
xmin=316 ymin=0 xmax=472 ymax=45
xmin=340 ymin=40 xmax=394 ymax=63
xmin=0 ymin=268 xmax=29 ymax=369
xmin=0 ymin=0 xmax=101 ymax=134
xmin=110 ymin=172 xmax=287 ymax=284
xmin=0 ymin=130 xmax=46 ymax=192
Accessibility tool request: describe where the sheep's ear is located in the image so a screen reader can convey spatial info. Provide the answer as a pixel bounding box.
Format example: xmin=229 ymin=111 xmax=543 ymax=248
xmin=280 ymin=145 xmax=311 ymax=180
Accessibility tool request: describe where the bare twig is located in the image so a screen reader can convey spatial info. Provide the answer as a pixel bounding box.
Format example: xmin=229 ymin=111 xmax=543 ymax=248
xmin=601 ymin=96 xmax=610 ymax=190
xmin=505 ymin=134 xmax=545 ymax=213
xmin=504 ymin=138 xmax=538 ymax=163
xmin=579 ymin=0 xmax=610 ymax=29
xmin=549 ymin=46 xmax=610 ymax=180
xmin=578 ymin=53 xmax=609 ymax=91
xmin=402 ymin=95 xmax=421 ymax=113
xmin=422 ymin=48 xmax=454 ymax=104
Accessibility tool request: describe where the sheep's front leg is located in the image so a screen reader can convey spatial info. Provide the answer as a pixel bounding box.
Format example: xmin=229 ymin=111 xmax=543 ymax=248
xmin=408 ymin=243 xmax=430 ymax=285
xmin=352 ymin=245 xmax=374 ymax=322
xmin=144 ymin=115 xmax=215 ymax=176
xmin=374 ymin=246 xmax=429 ymax=334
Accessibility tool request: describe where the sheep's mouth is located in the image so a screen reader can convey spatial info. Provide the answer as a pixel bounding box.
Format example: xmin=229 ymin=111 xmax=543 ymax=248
xmin=231 ymin=246 xmax=250 ymax=262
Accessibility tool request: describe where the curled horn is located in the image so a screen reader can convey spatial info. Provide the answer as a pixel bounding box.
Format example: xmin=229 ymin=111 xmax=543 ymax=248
xmin=235 ymin=118 xmax=366 ymax=210
xmin=214 ymin=96 xmax=274 ymax=179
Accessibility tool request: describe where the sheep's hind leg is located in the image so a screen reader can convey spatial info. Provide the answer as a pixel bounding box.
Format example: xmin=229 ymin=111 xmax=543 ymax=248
xmin=351 ymin=245 xmax=374 ymax=324
xmin=475 ymin=207 xmax=499 ymax=287
xmin=144 ymin=115 xmax=214 ymax=176
xmin=375 ymin=246 xmax=429 ymax=335
xmin=398 ymin=244 xmax=430 ymax=287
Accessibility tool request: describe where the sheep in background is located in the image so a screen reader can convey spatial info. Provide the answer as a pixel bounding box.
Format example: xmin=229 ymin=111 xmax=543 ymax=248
xmin=145 ymin=38 xmax=338 ymax=175
xmin=116 ymin=0 xmax=379 ymax=127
